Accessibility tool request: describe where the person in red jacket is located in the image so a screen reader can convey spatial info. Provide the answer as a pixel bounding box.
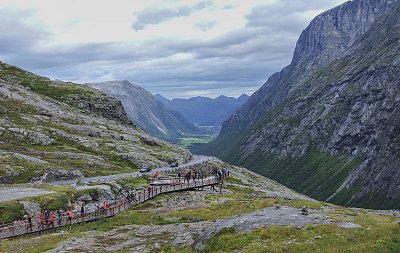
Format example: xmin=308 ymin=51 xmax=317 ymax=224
xmin=67 ymin=209 xmax=73 ymax=224
xmin=102 ymin=200 xmax=107 ymax=215
xmin=39 ymin=213 xmax=45 ymax=228
xmin=49 ymin=211 xmax=54 ymax=228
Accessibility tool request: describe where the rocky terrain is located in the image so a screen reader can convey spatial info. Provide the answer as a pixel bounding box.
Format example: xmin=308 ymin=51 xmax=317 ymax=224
xmin=1 ymin=159 xmax=399 ymax=253
xmin=0 ymin=62 xmax=191 ymax=186
xmin=198 ymin=0 xmax=400 ymax=209
xmin=88 ymin=81 xmax=204 ymax=143
xmin=156 ymin=94 xmax=249 ymax=127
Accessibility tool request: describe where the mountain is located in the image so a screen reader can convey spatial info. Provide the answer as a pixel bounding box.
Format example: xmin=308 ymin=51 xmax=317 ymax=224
xmin=198 ymin=0 xmax=400 ymax=209
xmin=0 ymin=62 xmax=191 ymax=184
xmin=156 ymin=94 xmax=249 ymax=127
xmin=88 ymin=81 xmax=204 ymax=142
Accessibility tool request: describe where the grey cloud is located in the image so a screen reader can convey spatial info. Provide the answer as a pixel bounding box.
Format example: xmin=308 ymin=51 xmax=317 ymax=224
xmin=132 ymin=1 xmax=214 ymax=30
xmin=195 ymin=21 xmax=216 ymax=31
xmin=2 ymin=0 xmax=347 ymax=98
xmin=0 ymin=9 xmax=50 ymax=54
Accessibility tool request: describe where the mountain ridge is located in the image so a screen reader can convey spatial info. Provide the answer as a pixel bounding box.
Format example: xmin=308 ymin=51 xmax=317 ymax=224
xmin=88 ymin=80 xmax=204 ymax=142
xmin=198 ymin=0 xmax=400 ymax=209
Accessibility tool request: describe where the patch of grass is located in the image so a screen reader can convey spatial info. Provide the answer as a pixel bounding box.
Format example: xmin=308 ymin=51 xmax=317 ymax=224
xmin=0 ymin=233 xmax=73 ymax=253
xmin=225 ymin=177 xmax=249 ymax=186
xmin=204 ymin=215 xmax=400 ymax=253
xmin=165 ymin=198 xmax=276 ymax=222
xmin=239 ymin=147 xmax=361 ymax=202
xmin=116 ymin=175 xmax=148 ymax=190
xmin=0 ymin=202 xmax=25 ymax=223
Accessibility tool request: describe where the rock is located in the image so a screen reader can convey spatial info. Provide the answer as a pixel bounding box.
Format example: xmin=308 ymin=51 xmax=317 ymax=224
xmin=194 ymin=206 xmax=331 ymax=248
xmin=12 ymin=153 xmax=48 ymax=164
xmin=19 ymin=201 xmax=41 ymax=215
xmin=336 ymin=222 xmax=362 ymax=229
xmin=172 ymin=232 xmax=194 ymax=247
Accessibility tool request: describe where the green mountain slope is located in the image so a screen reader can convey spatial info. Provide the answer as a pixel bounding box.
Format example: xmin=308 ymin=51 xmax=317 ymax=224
xmin=0 ymin=62 xmax=191 ymax=184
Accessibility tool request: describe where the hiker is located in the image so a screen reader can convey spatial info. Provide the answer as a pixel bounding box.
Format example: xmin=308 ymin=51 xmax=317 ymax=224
xmin=57 ymin=208 xmax=63 ymax=225
xmin=26 ymin=214 xmax=33 ymax=232
xmin=44 ymin=209 xmax=50 ymax=227
xmin=39 ymin=212 xmax=45 ymax=228
xmin=102 ymin=200 xmax=107 ymax=214
xmin=67 ymin=209 xmax=73 ymax=224
xmin=81 ymin=205 xmax=85 ymax=217
xmin=275 ymin=201 xmax=281 ymax=209
xmin=49 ymin=211 xmax=54 ymax=228
xmin=154 ymin=171 xmax=159 ymax=179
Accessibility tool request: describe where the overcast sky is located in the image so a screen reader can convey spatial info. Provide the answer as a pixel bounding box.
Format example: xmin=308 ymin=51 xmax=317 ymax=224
xmin=0 ymin=0 xmax=347 ymax=98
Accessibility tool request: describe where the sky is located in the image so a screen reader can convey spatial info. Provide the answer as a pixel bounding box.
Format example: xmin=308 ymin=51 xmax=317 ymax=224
xmin=0 ymin=0 xmax=347 ymax=99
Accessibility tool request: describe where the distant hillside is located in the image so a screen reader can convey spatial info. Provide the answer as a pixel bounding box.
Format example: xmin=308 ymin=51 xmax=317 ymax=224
xmin=88 ymin=81 xmax=204 ymax=142
xmin=155 ymin=94 xmax=249 ymax=127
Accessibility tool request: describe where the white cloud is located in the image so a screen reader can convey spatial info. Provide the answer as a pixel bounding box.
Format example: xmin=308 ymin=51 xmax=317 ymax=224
xmin=0 ymin=0 xmax=347 ymax=98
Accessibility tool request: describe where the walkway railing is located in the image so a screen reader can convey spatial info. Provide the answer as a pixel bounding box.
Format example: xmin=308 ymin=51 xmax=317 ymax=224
xmin=0 ymin=176 xmax=222 ymax=240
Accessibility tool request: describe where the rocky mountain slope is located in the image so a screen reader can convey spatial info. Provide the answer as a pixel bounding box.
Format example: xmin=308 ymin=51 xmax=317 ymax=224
xmin=0 ymin=62 xmax=191 ymax=184
xmin=198 ymin=0 xmax=400 ymax=209
xmin=88 ymin=81 xmax=204 ymax=142
xmin=156 ymin=94 xmax=249 ymax=127
xmin=2 ymin=159 xmax=399 ymax=252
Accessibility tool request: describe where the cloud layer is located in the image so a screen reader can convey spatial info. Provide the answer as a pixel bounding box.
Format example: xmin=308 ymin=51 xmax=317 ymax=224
xmin=0 ymin=0 xmax=347 ymax=98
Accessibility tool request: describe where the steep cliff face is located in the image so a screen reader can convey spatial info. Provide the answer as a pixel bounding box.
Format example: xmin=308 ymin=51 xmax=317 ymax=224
xmin=200 ymin=0 xmax=400 ymax=209
xmin=88 ymin=81 xmax=203 ymax=142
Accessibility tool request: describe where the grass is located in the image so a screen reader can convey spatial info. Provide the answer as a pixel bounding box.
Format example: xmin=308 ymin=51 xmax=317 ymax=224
xmin=203 ymin=214 xmax=400 ymax=253
xmin=239 ymin=147 xmax=361 ymax=202
xmin=0 ymin=202 xmax=25 ymax=223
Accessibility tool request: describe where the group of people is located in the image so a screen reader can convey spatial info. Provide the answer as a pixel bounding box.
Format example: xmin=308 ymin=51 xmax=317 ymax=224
xmin=25 ymin=200 xmax=109 ymax=232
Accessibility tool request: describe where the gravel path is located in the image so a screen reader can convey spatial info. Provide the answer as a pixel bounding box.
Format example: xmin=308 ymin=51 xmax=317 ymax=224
xmin=0 ymin=187 xmax=54 ymax=202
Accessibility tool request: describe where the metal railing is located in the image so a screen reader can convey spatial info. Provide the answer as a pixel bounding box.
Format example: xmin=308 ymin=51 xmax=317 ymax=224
xmin=0 ymin=176 xmax=221 ymax=240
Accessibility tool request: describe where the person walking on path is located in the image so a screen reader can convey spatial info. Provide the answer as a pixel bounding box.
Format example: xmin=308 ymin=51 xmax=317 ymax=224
xmin=67 ymin=209 xmax=73 ymax=224
xmin=49 ymin=211 xmax=54 ymax=228
xmin=39 ymin=212 xmax=45 ymax=228
xmin=26 ymin=214 xmax=33 ymax=232
xmin=57 ymin=209 xmax=63 ymax=226
xmin=44 ymin=209 xmax=49 ymax=227
xmin=102 ymin=200 xmax=107 ymax=215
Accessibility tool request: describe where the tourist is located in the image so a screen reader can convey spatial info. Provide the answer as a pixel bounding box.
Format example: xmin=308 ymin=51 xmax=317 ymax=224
xmin=49 ymin=211 xmax=54 ymax=228
xmin=102 ymin=200 xmax=107 ymax=214
xmin=44 ymin=209 xmax=49 ymax=227
xmin=26 ymin=214 xmax=33 ymax=232
xmin=81 ymin=205 xmax=85 ymax=217
xmin=39 ymin=212 xmax=44 ymax=228
xmin=57 ymin=208 xmax=63 ymax=225
xmin=67 ymin=209 xmax=73 ymax=224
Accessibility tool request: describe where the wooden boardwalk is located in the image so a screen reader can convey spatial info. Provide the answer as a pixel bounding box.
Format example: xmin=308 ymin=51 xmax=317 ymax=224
xmin=0 ymin=177 xmax=221 ymax=240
